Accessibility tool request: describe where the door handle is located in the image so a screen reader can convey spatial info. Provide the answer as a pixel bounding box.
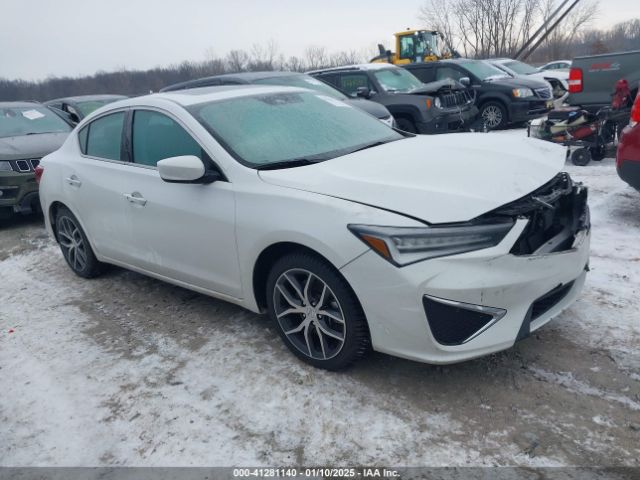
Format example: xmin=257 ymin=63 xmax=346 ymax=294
xmin=123 ymin=192 xmax=147 ymax=206
xmin=65 ymin=175 xmax=81 ymax=187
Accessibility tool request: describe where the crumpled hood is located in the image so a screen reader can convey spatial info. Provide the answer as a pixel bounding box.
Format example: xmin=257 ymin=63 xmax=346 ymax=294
xmin=258 ymin=133 xmax=566 ymax=224
xmin=0 ymin=132 xmax=69 ymax=161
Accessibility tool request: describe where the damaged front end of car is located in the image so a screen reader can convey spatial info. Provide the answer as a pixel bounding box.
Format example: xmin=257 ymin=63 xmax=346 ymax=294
xmin=481 ymin=172 xmax=590 ymax=256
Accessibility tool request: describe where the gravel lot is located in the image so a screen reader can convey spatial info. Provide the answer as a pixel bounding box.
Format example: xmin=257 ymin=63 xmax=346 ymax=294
xmin=1 ymin=134 xmax=639 ymax=467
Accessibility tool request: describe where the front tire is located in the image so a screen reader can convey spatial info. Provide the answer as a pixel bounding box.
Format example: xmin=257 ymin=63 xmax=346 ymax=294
xmin=266 ymin=252 xmax=370 ymax=370
xmin=55 ymin=206 xmax=104 ymax=278
xmin=480 ymin=101 xmax=508 ymax=130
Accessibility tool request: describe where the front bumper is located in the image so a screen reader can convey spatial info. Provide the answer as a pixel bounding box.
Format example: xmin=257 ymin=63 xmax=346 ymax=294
xmin=509 ymin=99 xmax=553 ymax=123
xmin=0 ymin=171 xmax=39 ymax=213
xmin=340 ymin=179 xmax=590 ymax=364
xmin=418 ymin=106 xmax=479 ymax=134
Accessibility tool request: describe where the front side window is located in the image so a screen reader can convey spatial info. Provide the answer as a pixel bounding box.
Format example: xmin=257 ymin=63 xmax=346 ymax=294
xmin=372 ymin=68 xmax=423 ymax=93
xmin=132 ymin=110 xmax=202 ymax=167
xmin=190 ymin=91 xmax=402 ymax=167
xmin=436 ymin=67 xmax=464 ymax=82
xmin=83 ymin=112 xmax=125 ymax=160
xmin=337 ymin=74 xmax=372 ymax=96
xmin=0 ymin=105 xmax=71 ymax=139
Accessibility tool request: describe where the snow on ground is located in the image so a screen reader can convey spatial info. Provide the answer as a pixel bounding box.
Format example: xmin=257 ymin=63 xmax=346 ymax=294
xmin=1 ymin=129 xmax=639 ymax=467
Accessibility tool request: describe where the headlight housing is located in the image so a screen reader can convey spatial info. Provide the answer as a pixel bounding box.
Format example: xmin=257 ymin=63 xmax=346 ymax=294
xmin=434 ymin=97 xmax=442 ymax=108
xmin=512 ymin=88 xmax=534 ymax=98
xmin=348 ymin=221 xmax=514 ymax=267
xmin=0 ymin=161 xmax=13 ymax=172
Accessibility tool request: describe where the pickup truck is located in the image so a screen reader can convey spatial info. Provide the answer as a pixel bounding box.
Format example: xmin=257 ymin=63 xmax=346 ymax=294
xmin=568 ymin=50 xmax=640 ymax=112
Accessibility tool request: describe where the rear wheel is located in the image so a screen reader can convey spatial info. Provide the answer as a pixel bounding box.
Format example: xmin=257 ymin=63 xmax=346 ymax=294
xmin=480 ymin=101 xmax=508 ymax=130
xmin=55 ymin=206 xmax=104 ymax=278
xmin=571 ymin=148 xmax=591 ymax=166
xmin=394 ymin=117 xmax=418 ymax=134
xmin=266 ymin=252 xmax=370 ymax=370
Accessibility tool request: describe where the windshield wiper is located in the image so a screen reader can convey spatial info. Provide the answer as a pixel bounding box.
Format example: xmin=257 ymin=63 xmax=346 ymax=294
xmin=255 ymin=158 xmax=321 ymax=171
xmin=347 ymin=139 xmax=398 ymax=155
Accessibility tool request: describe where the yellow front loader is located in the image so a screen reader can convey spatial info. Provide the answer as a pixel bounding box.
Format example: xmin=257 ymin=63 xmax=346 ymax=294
xmin=371 ymin=29 xmax=455 ymax=65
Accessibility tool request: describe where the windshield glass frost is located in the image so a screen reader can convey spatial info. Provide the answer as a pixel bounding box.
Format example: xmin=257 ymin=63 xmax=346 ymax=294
xmin=0 ymin=106 xmax=71 ymax=139
xmin=373 ymin=68 xmax=424 ymax=93
xmin=504 ymin=61 xmax=538 ymax=75
xmin=461 ymin=60 xmax=509 ymax=80
xmin=254 ymin=75 xmax=347 ymax=100
xmin=191 ymin=91 xmax=401 ymax=167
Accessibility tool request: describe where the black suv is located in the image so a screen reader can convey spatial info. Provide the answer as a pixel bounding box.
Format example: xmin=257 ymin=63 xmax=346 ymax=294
xmin=405 ymin=59 xmax=553 ymax=129
xmin=308 ymin=64 xmax=478 ymax=134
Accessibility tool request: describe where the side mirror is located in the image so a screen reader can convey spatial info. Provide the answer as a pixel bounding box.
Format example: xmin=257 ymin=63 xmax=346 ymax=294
xmin=459 ymin=77 xmax=471 ymax=87
xmin=158 ymin=155 xmax=213 ymax=184
xmin=356 ymin=86 xmax=371 ymax=98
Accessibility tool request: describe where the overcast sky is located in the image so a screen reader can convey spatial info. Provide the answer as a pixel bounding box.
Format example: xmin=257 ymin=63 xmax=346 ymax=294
xmin=0 ymin=0 xmax=637 ymax=81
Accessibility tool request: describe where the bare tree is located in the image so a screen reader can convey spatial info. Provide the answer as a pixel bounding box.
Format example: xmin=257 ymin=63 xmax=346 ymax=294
xmin=304 ymin=46 xmax=329 ymax=70
xmin=226 ymin=49 xmax=250 ymax=72
xmin=418 ymin=0 xmax=599 ymax=60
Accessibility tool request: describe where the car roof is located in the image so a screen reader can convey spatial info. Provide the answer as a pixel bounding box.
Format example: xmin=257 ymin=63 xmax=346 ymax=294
xmin=307 ymin=63 xmax=399 ymax=75
xmin=161 ymin=71 xmax=306 ymax=92
xmin=0 ymin=101 xmax=42 ymax=108
xmin=46 ymin=94 xmax=127 ymax=103
xmin=120 ymin=84 xmax=311 ymax=108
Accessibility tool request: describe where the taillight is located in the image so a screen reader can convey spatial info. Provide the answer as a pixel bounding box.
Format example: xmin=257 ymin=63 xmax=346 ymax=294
xmin=631 ymin=93 xmax=640 ymax=127
xmin=568 ymin=68 xmax=583 ymax=93
xmin=34 ymin=164 xmax=44 ymax=184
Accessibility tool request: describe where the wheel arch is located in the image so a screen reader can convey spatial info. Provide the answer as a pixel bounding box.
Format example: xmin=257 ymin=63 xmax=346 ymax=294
xmin=252 ymin=241 xmax=365 ymax=317
xmin=48 ymin=201 xmax=98 ymax=254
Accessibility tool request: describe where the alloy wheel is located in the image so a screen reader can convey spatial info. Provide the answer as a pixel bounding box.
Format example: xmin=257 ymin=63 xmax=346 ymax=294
xmin=272 ymin=268 xmax=346 ymax=360
xmin=482 ymin=105 xmax=503 ymax=129
xmin=58 ymin=216 xmax=88 ymax=272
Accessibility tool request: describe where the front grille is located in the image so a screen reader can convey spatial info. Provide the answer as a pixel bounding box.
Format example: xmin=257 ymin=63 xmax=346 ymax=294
xmin=438 ymin=89 xmax=473 ymax=108
xmin=535 ymin=87 xmax=552 ymax=100
xmin=8 ymin=159 xmax=40 ymax=173
xmin=16 ymin=160 xmax=31 ymax=172
xmin=480 ymin=173 xmax=589 ymax=255
xmin=531 ymin=282 xmax=574 ymax=320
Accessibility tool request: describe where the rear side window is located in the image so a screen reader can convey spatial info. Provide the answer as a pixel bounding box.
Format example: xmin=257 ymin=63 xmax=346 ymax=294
xmin=132 ymin=110 xmax=202 ymax=167
xmin=84 ymin=112 xmax=125 ymax=160
xmin=408 ymin=67 xmax=436 ymax=83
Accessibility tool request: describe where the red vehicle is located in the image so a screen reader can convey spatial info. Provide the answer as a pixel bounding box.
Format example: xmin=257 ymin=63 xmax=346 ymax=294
xmin=617 ymin=91 xmax=640 ymax=191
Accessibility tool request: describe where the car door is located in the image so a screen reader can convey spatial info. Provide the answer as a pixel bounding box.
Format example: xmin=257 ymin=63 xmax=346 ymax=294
xmin=67 ymin=110 xmax=134 ymax=262
xmin=122 ymin=108 xmax=241 ymax=298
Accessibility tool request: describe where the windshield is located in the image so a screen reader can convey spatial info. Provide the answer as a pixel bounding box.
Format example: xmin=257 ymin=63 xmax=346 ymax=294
xmin=0 ymin=106 xmax=71 ymax=139
xmin=372 ymin=68 xmax=424 ymax=93
xmin=503 ymin=60 xmax=538 ymax=75
xmin=460 ymin=60 xmax=509 ymax=80
xmin=190 ymin=91 xmax=402 ymax=167
xmin=76 ymin=99 xmax=122 ymax=117
xmin=254 ymin=75 xmax=347 ymax=100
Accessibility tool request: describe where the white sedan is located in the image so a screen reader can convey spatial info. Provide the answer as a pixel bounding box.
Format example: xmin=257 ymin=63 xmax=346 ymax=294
xmin=37 ymin=85 xmax=591 ymax=370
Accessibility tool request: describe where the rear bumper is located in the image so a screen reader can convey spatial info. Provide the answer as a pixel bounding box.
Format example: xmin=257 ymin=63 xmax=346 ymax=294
xmin=617 ymin=125 xmax=640 ymax=190
xmin=417 ymin=106 xmax=479 ymax=134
